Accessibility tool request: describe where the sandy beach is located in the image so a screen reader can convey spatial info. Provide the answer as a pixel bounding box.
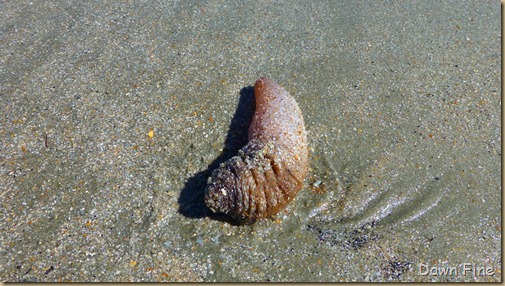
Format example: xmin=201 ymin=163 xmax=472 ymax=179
xmin=0 ymin=0 xmax=500 ymax=282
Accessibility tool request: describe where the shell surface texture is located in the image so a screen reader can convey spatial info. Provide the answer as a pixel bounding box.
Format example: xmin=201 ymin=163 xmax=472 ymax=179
xmin=205 ymin=77 xmax=308 ymax=225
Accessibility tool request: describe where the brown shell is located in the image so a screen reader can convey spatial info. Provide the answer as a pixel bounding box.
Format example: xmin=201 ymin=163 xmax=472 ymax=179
xmin=205 ymin=77 xmax=308 ymax=225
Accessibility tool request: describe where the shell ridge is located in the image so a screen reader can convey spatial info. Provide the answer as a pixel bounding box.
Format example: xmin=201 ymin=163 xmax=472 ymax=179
xmin=263 ymin=165 xmax=281 ymax=212
xmin=263 ymin=147 xmax=285 ymax=205
xmin=246 ymin=168 xmax=257 ymax=222
xmin=249 ymin=164 xmax=262 ymax=219
xmin=237 ymin=167 xmax=251 ymax=218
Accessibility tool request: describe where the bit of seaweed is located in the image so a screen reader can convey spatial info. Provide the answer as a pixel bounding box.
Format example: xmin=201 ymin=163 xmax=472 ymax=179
xmin=380 ymin=256 xmax=412 ymax=281
xmin=306 ymin=220 xmax=380 ymax=250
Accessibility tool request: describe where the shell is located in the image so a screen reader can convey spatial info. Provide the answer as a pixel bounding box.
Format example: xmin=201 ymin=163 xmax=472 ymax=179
xmin=205 ymin=77 xmax=308 ymax=224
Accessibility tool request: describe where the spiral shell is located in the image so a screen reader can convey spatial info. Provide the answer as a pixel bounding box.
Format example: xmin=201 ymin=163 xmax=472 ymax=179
xmin=205 ymin=77 xmax=308 ymax=224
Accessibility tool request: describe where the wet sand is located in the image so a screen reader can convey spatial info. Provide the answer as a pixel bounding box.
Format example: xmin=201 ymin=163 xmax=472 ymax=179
xmin=0 ymin=1 xmax=500 ymax=282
